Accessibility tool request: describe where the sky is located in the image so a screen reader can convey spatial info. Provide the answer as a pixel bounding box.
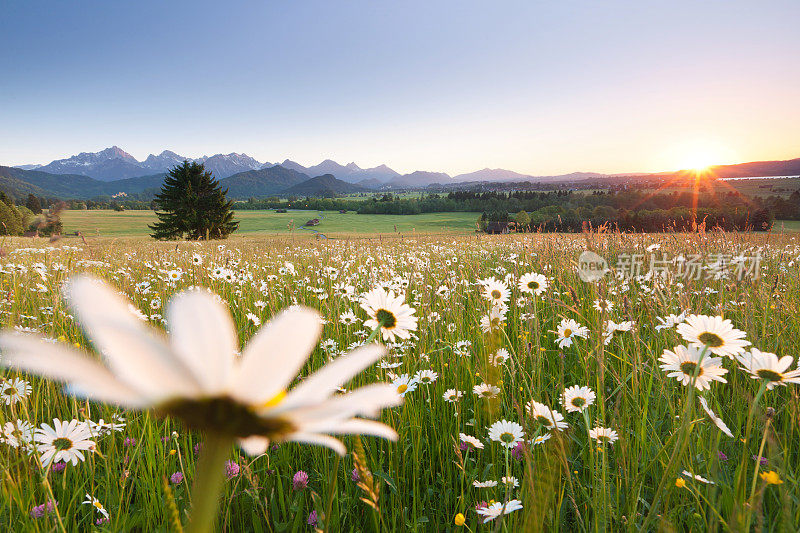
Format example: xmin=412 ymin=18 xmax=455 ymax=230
xmin=2 ymin=0 xmax=799 ymax=176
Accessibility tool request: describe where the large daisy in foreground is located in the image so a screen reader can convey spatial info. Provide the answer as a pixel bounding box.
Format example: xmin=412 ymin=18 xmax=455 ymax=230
xmin=676 ymin=314 xmax=750 ymax=358
xmin=0 ymin=276 xmax=401 ymax=457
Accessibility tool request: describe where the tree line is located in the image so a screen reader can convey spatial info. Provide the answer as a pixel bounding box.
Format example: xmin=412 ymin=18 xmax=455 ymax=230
xmin=0 ymin=192 xmax=63 ymax=236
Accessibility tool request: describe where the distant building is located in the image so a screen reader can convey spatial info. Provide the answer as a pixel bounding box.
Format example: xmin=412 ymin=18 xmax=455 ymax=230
xmin=485 ymin=221 xmax=509 ymax=234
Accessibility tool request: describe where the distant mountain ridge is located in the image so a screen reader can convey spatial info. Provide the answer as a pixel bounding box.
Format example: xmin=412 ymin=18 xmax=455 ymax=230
xmin=0 ymin=164 xmax=367 ymax=201
xmin=275 ymin=159 xmax=401 ymax=183
xmin=8 ymin=148 xmax=800 ymax=198
xmin=31 ymin=146 xmax=265 ymax=181
xmin=705 ymin=158 xmax=800 ymax=178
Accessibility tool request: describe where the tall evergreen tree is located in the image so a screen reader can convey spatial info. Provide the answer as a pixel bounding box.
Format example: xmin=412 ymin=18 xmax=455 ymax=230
xmin=26 ymin=193 xmax=42 ymax=214
xmin=149 ymin=162 xmax=238 ymax=240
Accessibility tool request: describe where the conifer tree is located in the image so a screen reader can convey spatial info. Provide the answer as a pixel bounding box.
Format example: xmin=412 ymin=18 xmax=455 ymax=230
xmin=25 ymin=193 xmax=42 ymax=214
xmin=149 ymin=161 xmax=238 ymax=240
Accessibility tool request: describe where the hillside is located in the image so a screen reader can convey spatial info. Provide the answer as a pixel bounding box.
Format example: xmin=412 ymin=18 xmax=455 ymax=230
xmin=706 ymin=158 xmax=800 ymax=178
xmin=282 ymin=174 xmax=368 ymax=196
xmin=0 ymin=166 xmax=95 ymax=199
xmin=220 ymin=166 xmax=310 ymax=198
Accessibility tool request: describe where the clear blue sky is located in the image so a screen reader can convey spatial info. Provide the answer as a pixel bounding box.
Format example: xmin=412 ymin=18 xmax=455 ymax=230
xmin=2 ymin=0 xmax=798 ymax=175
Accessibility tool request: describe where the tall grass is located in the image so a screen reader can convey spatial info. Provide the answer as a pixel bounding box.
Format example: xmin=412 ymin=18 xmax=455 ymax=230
xmin=0 ymin=230 xmax=798 ymax=531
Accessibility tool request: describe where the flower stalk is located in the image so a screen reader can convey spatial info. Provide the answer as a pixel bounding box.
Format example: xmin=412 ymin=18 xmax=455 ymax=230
xmin=187 ymin=432 xmax=234 ymax=533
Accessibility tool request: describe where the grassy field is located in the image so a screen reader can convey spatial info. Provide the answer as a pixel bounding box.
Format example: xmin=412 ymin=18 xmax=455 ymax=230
xmin=636 ymin=176 xmax=800 ymax=199
xmin=60 ymin=209 xmax=800 ymax=238
xmin=1 ymin=231 xmax=799 ymax=530
xmin=61 ymin=209 xmax=481 ymax=237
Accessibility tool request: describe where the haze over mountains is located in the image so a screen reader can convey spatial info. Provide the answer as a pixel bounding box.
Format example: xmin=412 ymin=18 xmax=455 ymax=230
xmin=5 ymin=146 xmax=800 ymax=202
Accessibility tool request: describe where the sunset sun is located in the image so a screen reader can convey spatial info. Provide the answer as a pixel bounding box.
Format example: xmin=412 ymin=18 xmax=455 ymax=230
xmin=667 ymin=139 xmax=737 ymax=172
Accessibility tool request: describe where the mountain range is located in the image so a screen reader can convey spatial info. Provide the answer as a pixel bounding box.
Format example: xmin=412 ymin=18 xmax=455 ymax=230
xmin=5 ymin=146 xmax=800 ymax=202
xmin=0 ymin=163 xmax=370 ymax=201
xmin=13 ymin=145 xmax=632 ymax=187
xmin=30 ymin=147 xmax=265 ymax=182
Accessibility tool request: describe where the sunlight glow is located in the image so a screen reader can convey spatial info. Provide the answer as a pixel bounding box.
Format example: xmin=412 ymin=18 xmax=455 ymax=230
xmin=664 ymin=139 xmax=738 ymax=172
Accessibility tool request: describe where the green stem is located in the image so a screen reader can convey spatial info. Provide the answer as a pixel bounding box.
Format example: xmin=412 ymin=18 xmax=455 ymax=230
xmin=745 ymin=418 xmax=770 ymax=531
xmin=187 ymin=432 xmax=234 ymax=533
xmin=641 ymin=346 xmax=707 ymax=530
xmin=364 ymin=325 xmax=383 ymax=345
xmin=737 ymin=381 xmax=768 ymax=529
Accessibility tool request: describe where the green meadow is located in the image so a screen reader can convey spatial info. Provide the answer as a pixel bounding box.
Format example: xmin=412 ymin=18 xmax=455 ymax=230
xmin=60 ymin=209 xmax=481 ymax=237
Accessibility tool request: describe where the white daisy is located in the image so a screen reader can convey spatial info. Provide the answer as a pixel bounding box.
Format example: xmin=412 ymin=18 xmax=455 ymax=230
xmin=391 ymin=374 xmax=418 ymax=397
xmin=459 ymin=433 xmax=484 ymax=449
xmin=479 ymin=306 xmax=507 ymax=334
xmin=676 ymin=314 xmax=750 ymax=358
xmin=0 ymin=377 xmax=31 ymax=405
xmin=414 ymin=370 xmax=438 ymax=385
xmin=603 ymin=320 xmax=634 ymax=345
xmin=530 ymin=433 xmax=551 ymax=446
xmin=473 ymin=383 xmax=501 ymax=399
xmin=339 ymin=311 xmax=359 ymax=326
xmin=655 ymin=312 xmax=685 ymax=331
xmin=34 ymin=419 xmax=96 ymax=466
xmin=0 ymin=276 xmax=401 ymax=457
xmin=555 ymin=318 xmax=589 ymax=348
xmin=360 ymin=288 xmax=418 ymax=342
xmin=1 ymin=419 xmax=34 ymax=449
xmin=246 ymin=312 xmax=261 ymax=326
xmin=480 ymin=278 xmax=510 ymax=307
xmin=443 ymin=389 xmax=463 ymax=403
xmin=736 ymin=348 xmax=800 ymax=390
xmin=592 ymin=299 xmax=614 ymax=313
xmin=87 ymin=417 xmax=126 ymax=436
xmin=659 ymin=345 xmax=728 ymax=391
xmin=562 ymin=385 xmax=595 ymax=413
xmin=488 ymin=419 xmax=524 ymax=448
xmin=527 ymin=401 xmax=569 ymax=431
xmin=491 ymin=348 xmax=511 ymax=366
xmin=472 ymin=480 xmax=498 ymax=488
xmin=588 ymin=427 xmax=619 ymax=444
xmin=476 ymin=500 xmax=523 ymax=523
xmin=518 ymin=273 xmax=548 ymax=296
xmin=81 ymin=493 xmax=110 ymax=519
xmin=501 ymin=476 xmax=519 ymax=487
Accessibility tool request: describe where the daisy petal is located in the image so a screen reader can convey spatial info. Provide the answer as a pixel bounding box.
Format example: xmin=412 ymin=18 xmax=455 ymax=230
xmin=0 ymin=333 xmax=145 ymax=407
xmin=237 ymin=436 xmax=270 ymax=456
xmin=285 ymin=433 xmax=347 ymax=456
xmin=64 ymin=276 xmax=199 ymax=400
xmin=280 ymin=383 xmax=401 ymax=425
xmin=167 ymin=289 xmax=237 ymax=394
xmin=281 ymin=343 xmax=385 ymax=409
xmin=232 ymin=307 xmax=322 ymax=405
xmin=314 ymin=419 xmax=398 ymax=441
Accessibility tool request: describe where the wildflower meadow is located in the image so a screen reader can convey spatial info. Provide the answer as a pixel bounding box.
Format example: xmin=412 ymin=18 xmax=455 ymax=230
xmin=1 ymin=230 xmax=799 ymax=531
